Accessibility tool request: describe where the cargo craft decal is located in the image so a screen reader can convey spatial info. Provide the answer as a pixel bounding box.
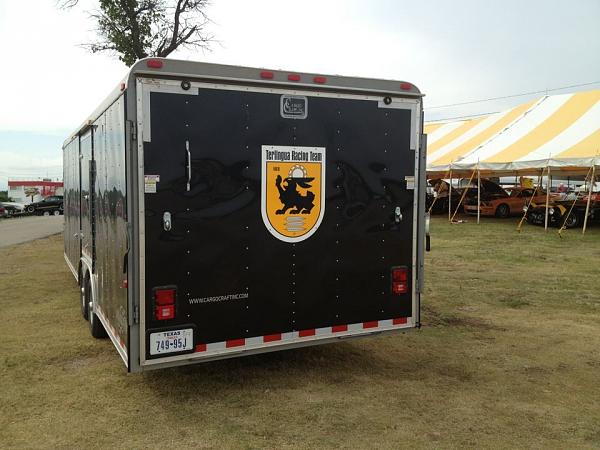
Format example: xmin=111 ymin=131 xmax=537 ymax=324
xmin=261 ymin=145 xmax=326 ymax=243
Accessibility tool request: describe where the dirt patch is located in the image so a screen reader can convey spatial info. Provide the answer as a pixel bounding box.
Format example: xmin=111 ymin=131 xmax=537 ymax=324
xmin=422 ymin=304 xmax=505 ymax=331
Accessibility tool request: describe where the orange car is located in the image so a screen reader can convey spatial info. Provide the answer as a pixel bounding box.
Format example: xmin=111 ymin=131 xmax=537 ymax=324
xmin=464 ymin=187 xmax=550 ymax=218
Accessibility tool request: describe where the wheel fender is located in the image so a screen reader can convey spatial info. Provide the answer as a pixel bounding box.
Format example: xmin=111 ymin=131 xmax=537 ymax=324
xmin=79 ymin=257 xmax=96 ymax=309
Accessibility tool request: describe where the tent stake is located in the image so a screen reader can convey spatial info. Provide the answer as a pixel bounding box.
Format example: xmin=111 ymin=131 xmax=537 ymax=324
xmin=582 ymin=164 xmax=596 ymax=235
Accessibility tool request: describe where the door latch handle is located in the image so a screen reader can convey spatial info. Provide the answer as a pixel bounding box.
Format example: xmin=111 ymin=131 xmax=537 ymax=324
xmin=395 ymin=206 xmax=402 ymax=223
xmin=186 ymin=140 xmax=191 ymax=192
xmin=163 ymin=211 xmax=172 ymax=231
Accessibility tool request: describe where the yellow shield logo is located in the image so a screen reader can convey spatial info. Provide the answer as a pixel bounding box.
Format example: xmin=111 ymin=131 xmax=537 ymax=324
xmin=261 ymin=145 xmax=326 ymax=242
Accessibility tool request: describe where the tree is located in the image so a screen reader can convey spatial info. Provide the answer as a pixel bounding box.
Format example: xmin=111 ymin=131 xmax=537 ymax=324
xmin=60 ymin=0 xmax=213 ymax=66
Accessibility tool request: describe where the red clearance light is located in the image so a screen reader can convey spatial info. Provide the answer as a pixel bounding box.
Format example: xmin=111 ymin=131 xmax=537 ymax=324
xmin=260 ymin=71 xmax=274 ymax=79
xmin=146 ymin=59 xmax=163 ymax=69
xmin=400 ymin=82 xmax=412 ymax=91
xmin=391 ymin=267 xmax=408 ymax=294
xmin=313 ymin=76 xmax=327 ymax=84
xmin=154 ymin=287 xmax=176 ymax=320
xmin=155 ymin=288 xmax=176 ymax=305
xmin=120 ymin=82 xmax=126 ymax=91
xmin=288 ymin=74 xmax=301 ymax=81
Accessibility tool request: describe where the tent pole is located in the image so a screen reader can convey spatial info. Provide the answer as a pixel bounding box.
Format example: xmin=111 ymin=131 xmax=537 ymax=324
xmin=582 ymin=165 xmax=596 ymax=235
xmin=448 ymin=167 xmax=452 ymax=222
xmin=517 ymin=168 xmax=544 ymax=233
xmin=477 ymin=164 xmax=481 ymax=225
xmin=544 ymin=166 xmax=551 ymax=232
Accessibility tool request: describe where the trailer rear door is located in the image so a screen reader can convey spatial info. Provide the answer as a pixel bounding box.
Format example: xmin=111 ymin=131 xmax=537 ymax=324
xmin=136 ymin=78 xmax=420 ymax=366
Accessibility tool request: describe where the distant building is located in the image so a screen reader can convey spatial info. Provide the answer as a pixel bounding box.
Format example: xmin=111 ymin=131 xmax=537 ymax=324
xmin=8 ymin=179 xmax=64 ymax=204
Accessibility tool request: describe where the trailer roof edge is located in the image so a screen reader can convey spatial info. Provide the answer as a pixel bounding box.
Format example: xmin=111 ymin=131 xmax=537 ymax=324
xmin=63 ymin=57 xmax=423 ymax=148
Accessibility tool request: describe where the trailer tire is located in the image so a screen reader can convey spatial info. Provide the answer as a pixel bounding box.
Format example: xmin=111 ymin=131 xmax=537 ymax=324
xmin=26 ymin=205 xmax=35 ymax=213
xmin=85 ymin=275 xmax=107 ymax=338
xmin=495 ymin=203 xmax=510 ymax=218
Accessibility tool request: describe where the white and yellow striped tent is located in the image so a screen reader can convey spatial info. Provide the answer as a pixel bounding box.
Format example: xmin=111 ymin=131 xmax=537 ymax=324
xmin=425 ymin=89 xmax=600 ymax=177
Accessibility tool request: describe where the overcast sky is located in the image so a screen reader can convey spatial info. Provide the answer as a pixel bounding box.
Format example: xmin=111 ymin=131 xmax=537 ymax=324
xmin=1 ymin=0 xmax=599 ymax=190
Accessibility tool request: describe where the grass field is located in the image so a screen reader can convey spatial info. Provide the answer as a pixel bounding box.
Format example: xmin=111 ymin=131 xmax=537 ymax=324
xmin=1 ymin=217 xmax=599 ymax=449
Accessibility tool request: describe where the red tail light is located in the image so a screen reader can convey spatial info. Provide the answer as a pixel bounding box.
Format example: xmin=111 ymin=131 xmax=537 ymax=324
xmin=260 ymin=71 xmax=274 ymax=79
xmin=313 ymin=76 xmax=327 ymax=84
xmin=391 ymin=267 xmax=408 ymax=294
xmin=288 ymin=74 xmax=301 ymax=81
xmin=146 ymin=59 xmax=163 ymax=69
xmin=400 ymin=82 xmax=412 ymax=91
xmin=154 ymin=287 xmax=176 ymax=320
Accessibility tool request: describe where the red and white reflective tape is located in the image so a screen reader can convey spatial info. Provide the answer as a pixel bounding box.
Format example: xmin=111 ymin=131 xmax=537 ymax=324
xmin=96 ymin=306 xmax=127 ymax=351
xmin=194 ymin=317 xmax=411 ymax=354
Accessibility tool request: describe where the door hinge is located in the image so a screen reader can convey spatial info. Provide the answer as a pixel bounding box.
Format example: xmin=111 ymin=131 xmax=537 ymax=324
xmin=133 ymin=304 xmax=139 ymax=324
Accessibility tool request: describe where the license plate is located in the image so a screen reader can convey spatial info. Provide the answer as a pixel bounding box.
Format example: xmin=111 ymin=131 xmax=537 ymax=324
xmin=150 ymin=328 xmax=193 ymax=355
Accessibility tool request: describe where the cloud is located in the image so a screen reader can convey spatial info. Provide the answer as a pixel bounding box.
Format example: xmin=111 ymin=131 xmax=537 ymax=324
xmin=0 ymin=0 xmax=598 ymax=188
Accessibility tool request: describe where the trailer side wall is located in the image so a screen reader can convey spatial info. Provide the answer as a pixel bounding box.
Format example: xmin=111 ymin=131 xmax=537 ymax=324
xmin=92 ymin=96 xmax=129 ymax=359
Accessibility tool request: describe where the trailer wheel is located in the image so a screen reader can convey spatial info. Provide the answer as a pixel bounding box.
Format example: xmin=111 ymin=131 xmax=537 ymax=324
xmin=495 ymin=203 xmax=510 ymax=218
xmin=53 ymin=210 xmax=60 ymax=216
xmin=26 ymin=205 xmax=35 ymax=213
xmin=85 ymin=275 xmax=107 ymax=338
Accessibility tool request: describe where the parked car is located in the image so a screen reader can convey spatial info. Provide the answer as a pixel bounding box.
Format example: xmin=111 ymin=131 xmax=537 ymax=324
xmin=464 ymin=187 xmax=551 ymax=218
xmin=428 ymin=178 xmax=507 ymax=215
xmin=0 ymin=201 xmax=25 ymax=217
xmin=25 ymin=195 xmax=64 ymax=215
xmin=526 ymin=196 xmax=600 ymax=228
xmin=426 ymin=179 xmax=464 ymax=214
xmin=0 ymin=205 xmax=5 ymax=218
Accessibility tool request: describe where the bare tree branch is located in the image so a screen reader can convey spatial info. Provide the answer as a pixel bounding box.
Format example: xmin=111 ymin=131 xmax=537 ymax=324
xmin=58 ymin=0 xmax=213 ymax=66
xmin=56 ymin=0 xmax=79 ymax=9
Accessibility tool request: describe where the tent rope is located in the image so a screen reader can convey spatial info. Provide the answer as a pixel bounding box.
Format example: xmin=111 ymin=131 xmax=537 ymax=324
xmin=557 ymin=165 xmax=594 ymax=237
xmin=450 ymin=168 xmax=477 ymax=223
xmin=517 ymin=168 xmax=545 ymax=232
xmin=427 ymin=169 xmax=451 ymax=214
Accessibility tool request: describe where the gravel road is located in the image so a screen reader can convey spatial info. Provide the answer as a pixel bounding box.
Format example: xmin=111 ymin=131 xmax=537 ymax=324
xmin=0 ymin=216 xmax=64 ymax=248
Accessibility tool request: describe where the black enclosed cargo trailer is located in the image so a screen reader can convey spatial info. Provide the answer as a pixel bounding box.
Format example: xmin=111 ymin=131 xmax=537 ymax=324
xmin=63 ymin=58 xmax=428 ymax=372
